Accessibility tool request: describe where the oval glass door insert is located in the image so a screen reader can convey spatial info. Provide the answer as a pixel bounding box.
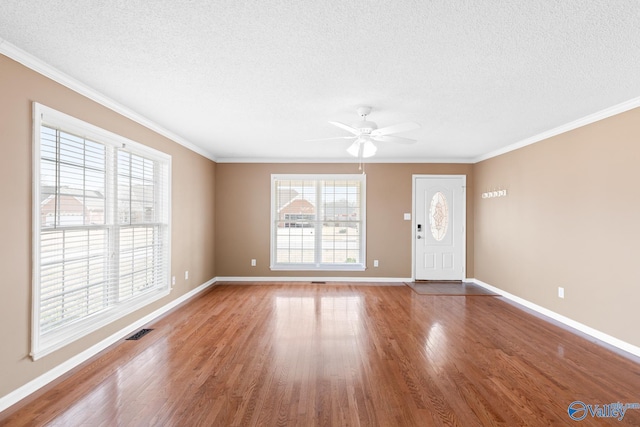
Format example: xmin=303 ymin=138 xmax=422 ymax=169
xmin=429 ymin=191 xmax=449 ymax=241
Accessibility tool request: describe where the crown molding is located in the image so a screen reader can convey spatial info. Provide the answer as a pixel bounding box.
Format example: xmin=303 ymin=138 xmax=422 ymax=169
xmin=214 ymin=156 xmax=476 ymax=164
xmin=474 ymin=96 xmax=640 ymax=163
xmin=0 ymin=39 xmax=217 ymax=162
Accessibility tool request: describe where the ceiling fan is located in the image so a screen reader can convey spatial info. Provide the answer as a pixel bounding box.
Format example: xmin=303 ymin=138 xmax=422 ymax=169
xmin=312 ymin=106 xmax=420 ymax=158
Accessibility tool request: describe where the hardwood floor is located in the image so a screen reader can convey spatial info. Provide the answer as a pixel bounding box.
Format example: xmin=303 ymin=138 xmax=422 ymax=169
xmin=1 ymin=283 xmax=639 ymax=426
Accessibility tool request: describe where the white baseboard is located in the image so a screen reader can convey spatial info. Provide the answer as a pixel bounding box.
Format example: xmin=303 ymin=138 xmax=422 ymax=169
xmin=215 ymin=276 xmax=411 ymax=284
xmin=0 ymin=278 xmax=217 ymax=414
xmin=471 ymin=278 xmax=640 ymax=359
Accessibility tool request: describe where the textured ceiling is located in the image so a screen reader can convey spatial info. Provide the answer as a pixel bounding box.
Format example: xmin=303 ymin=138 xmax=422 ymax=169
xmin=1 ymin=1 xmax=639 ymax=162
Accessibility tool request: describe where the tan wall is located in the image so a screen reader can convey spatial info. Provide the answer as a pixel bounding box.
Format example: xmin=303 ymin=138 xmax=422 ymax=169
xmin=474 ymin=107 xmax=640 ymax=347
xmin=0 ymin=54 xmax=216 ymax=398
xmin=215 ymin=163 xmax=474 ymax=278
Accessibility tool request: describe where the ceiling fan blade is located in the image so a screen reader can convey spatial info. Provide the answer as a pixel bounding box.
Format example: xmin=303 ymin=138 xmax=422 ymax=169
xmin=328 ymin=121 xmax=360 ymax=136
xmin=305 ymin=136 xmax=356 ymax=142
xmin=371 ymin=122 xmax=420 ymax=137
xmin=372 ymin=135 xmax=417 ymax=144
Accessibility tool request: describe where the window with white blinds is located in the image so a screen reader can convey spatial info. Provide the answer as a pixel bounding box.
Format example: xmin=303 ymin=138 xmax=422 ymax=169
xmin=270 ymin=174 xmax=366 ymax=271
xmin=32 ymin=103 xmax=171 ymax=360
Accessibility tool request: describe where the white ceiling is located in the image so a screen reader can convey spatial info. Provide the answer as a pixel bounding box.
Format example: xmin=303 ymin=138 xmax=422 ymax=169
xmin=1 ymin=1 xmax=639 ymax=162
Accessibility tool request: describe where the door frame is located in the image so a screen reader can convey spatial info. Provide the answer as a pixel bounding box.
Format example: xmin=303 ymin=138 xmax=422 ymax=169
xmin=411 ymin=174 xmax=467 ymax=281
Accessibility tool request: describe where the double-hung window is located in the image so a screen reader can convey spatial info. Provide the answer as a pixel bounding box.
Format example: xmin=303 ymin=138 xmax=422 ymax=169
xmin=271 ymin=174 xmax=366 ymax=271
xmin=32 ymin=103 xmax=171 ymax=359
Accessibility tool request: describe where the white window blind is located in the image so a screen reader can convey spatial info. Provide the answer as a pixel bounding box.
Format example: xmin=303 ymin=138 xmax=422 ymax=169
xmin=32 ymin=103 xmax=171 ymax=359
xmin=271 ymin=174 xmax=366 ymax=271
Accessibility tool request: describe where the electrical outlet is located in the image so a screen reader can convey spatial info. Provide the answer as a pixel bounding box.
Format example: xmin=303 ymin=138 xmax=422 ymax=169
xmin=172 ymin=276 xmax=176 ymax=286
xmin=251 ymin=259 xmax=256 ymax=267
xmin=558 ymin=287 xmax=564 ymax=299
xmin=185 ymin=271 xmax=189 ymax=280
xmin=373 ymin=260 xmax=379 ymax=267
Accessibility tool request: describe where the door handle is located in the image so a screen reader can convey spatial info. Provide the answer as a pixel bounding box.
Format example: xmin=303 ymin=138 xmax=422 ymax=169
xmin=417 ymin=235 xmax=422 ymax=239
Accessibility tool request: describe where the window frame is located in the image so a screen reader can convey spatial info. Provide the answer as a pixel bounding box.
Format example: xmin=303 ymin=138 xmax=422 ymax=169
xmin=32 ymin=103 xmax=171 ymax=360
xmin=270 ymin=174 xmax=366 ymax=271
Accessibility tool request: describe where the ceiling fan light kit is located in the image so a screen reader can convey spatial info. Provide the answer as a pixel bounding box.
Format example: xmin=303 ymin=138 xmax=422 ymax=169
xmin=317 ymin=106 xmax=420 ymax=160
xmin=347 ymin=137 xmax=377 ymax=158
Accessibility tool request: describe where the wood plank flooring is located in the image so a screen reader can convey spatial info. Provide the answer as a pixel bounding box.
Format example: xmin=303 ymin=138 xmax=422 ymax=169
xmin=1 ymin=283 xmax=639 ymax=426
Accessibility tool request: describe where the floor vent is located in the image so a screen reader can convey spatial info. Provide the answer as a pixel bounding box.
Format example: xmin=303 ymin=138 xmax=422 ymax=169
xmin=311 ymin=281 xmax=326 ymax=284
xmin=126 ymin=328 xmax=154 ymax=341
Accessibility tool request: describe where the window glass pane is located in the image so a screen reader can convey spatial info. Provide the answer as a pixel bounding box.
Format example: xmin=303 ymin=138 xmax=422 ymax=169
xmin=118 ymin=151 xmax=131 ymax=224
xmin=119 ymin=226 xmax=159 ymax=299
xmin=59 ymin=132 xmax=85 ymax=166
xmin=39 ymin=228 xmax=109 ymax=334
xmin=272 ymin=175 xmax=364 ymax=269
xmin=321 ymin=222 xmax=360 ymax=264
xmin=40 ymin=127 xmax=57 ymax=160
xmin=41 ymin=129 xmax=107 ymax=228
xmin=429 ymin=191 xmax=449 ymax=241
xmin=85 ymin=139 xmax=105 ymax=170
xmin=275 ymin=180 xmax=317 ymax=264
xmin=118 ymin=151 xmax=157 ymax=224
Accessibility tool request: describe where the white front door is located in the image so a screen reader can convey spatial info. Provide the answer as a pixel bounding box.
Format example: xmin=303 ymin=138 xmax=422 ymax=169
xmin=413 ymin=175 xmax=465 ymax=280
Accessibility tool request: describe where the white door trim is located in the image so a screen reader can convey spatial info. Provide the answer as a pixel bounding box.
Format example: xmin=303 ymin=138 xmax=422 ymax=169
xmin=411 ymin=174 xmax=466 ymax=281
